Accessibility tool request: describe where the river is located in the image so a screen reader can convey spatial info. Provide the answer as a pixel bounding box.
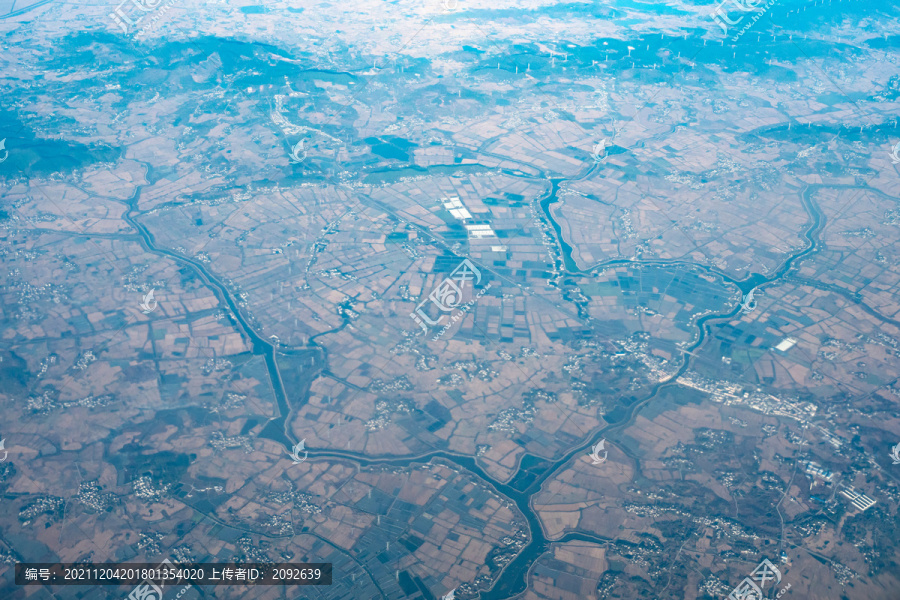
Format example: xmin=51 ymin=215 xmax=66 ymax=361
xmin=122 ymin=159 xmax=834 ymax=598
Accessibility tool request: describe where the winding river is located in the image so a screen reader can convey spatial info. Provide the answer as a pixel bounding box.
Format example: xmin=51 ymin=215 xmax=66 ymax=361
xmin=122 ymin=159 xmax=842 ymax=598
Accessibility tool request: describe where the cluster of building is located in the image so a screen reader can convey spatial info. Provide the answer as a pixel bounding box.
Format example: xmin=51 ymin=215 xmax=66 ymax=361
xmin=441 ymin=196 xmax=497 ymax=238
xmin=675 ymin=372 xmax=817 ymax=424
xmin=75 ymin=481 xmax=118 ymax=512
xmin=838 ymin=485 xmax=877 ymax=513
xmin=26 ymin=391 xmax=114 ymax=414
xmin=488 ymin=402 xmax=537 ymax=434
xmin=677 ymin=372 xmax=885 ymax=516
xmin=802 ymin=461 xmax=834 ymax=483
xmin=132 ymin=475 xmax=171 ymax=502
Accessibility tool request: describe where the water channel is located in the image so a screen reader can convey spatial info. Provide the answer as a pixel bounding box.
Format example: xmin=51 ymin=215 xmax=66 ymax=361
xmin=122 ymin=160 xmax=838 ymax=598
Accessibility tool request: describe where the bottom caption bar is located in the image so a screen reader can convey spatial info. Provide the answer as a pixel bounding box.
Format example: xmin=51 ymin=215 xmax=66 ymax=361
xmin=15 ymin=563 xmax=332 ymax=586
